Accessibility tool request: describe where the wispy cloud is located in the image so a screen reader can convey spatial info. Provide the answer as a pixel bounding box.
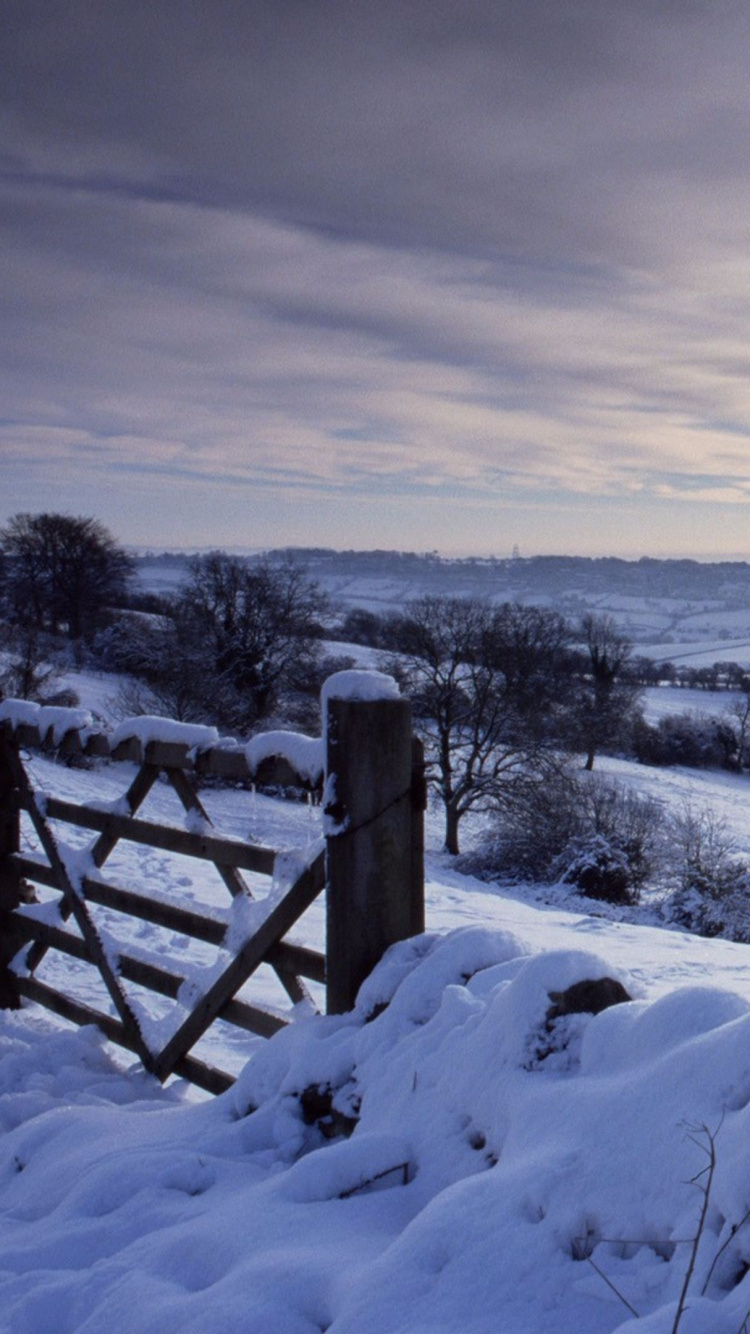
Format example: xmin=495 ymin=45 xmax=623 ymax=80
xmin=3 ymin=1 xmax=750 ymax=554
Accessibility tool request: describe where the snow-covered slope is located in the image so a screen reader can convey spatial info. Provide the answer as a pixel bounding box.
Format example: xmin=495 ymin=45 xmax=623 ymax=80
xmin=2 ymin=923 xmax=750 ymax=1332
xmin=3 ymin=742 xmax=750 ymax=1330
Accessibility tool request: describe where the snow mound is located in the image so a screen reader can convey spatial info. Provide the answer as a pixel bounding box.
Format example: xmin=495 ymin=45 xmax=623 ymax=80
xmin=322 ymin=669 xmax=401 ymax=702
xmin=3 ymin=930 xmax=750 ymax=1331
xmin=246 ymin=730 xmax=324 ymax=783
xmin=0 ymin=699 xmax=94 ymax=741
xmin=110 ymin=715 xmax=220 ymax=750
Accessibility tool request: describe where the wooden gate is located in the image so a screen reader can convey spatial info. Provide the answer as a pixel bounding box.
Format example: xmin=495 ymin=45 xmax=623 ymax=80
xmin=0 ymin=676 xmax=425 ymax=1094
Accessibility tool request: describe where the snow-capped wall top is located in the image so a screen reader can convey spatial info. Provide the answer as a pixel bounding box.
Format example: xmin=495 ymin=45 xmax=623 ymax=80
xmin=37 ymin=706 xmax=95 ymax=743
xmin=110 ymin=716 xmax=220 ymax=751
xmin=322 ymin=669 xmax=401 ymax=703
xmin=0 ymin=699 xmax=93 ymax=742
xmin=0 ymin=699 xmax=41 ymax=728
xmin=245 ymin=731 xmax=324 ymax=784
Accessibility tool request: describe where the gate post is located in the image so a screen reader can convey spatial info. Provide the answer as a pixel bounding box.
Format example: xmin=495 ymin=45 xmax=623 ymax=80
xmin=0 ymin=727 xmax=23 ymax=1008
xmin=324 ymin=672 xmax=424 ymax=1014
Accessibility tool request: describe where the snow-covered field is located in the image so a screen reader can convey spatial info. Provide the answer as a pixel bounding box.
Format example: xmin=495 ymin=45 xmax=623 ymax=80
xmin=641 ymin=685 xmax=733 ymax=723
xmin=132 ymin=557 xmax=750 ymax=651
xmin=4 ymin=680 xmax=750 ymax=1331
xmin=635 ymin=641 xmax=750 ymax=667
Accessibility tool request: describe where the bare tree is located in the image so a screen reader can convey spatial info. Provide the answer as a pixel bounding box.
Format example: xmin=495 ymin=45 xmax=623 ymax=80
xmin=174 ymin=554 xmax=327 ymax=730
xmin=575 ymin=614 xmax=641 ymax=771
xmin=0 ymin=513 xmax=132 ymax=640
xmin=393 ymin=597 xmax=568 ymax=855
xmin=0 ymin=623 xmax=60 ymax=701
xmin=725 ymin=677 xmax=750 ymax=771
xmin=480 ymin=602 xmax=573 ymax=734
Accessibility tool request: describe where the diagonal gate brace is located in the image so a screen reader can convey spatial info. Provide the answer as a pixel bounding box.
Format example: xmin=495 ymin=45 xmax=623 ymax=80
xmin=5 ymin=744 xmax=155 ymax=1071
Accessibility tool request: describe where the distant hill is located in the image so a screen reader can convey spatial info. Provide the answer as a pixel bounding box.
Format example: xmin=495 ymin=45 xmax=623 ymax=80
xmin=134 ymin=549 xmax=750 ymax=648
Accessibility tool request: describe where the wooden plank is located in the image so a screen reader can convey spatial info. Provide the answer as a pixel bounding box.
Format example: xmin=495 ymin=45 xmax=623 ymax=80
xmin=17 ymin=916 xmax=290 ymax=1039
xmin=99 ymin=952 xmax=288 ymax=1036
xmin=15 ymin=977 xmax=235 ymax=1095
xmin=150 ymin=849 xmax=326 ymax=1081
xmin=144 ymin=739 xmax=191 ymax=769
xmin=5 ymin=746 xmax=153 ymax=1069
xmin=167 ymin=1053 xmax=235 ymax=1096
xmin=10 ymin=858 xmax=326 ymax=981
xmin=10 ymin=855 xmax=229 ymax=944
xmin=14 ymin=916 xmax=90 ymax=962
xmin=266 ymin=940 xmax=326 ymax=985
xmin=410 ymin=735 xmax=426 ymax=936
xmin=272 ymin=966 xmax=310 ymax=1007
xmin=167 ymin=767 xmax=251 ymax=900
xmin=91 ymin=762 xmax=160 ymax=868
xmin=16 ymin=976 xmax=137 ymax=1051
xmin=21 ymin=794 xmax=277 ymax=874
xmin=0 ymin=733 xmax=24 ymax=1007
xmin=219 ymin=1000 xmax=288 ymax=1038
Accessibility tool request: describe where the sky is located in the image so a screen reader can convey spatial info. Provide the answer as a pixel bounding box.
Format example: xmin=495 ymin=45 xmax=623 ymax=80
xmin=4 ymin=1 xmax=750 ymax=559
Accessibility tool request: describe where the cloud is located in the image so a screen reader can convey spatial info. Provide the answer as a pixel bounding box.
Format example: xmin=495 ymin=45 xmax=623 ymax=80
xmin=4 ymin=2 xmax=750 ymax=553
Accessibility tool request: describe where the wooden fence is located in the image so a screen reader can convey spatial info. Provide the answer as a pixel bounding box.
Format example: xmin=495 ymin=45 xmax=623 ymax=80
xmin=0 ymin=676 xmax=425 ymax=1095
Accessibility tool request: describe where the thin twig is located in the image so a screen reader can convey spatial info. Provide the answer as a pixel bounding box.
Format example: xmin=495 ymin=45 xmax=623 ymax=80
xmin=585 ymin=1256 xmax=640 ymax=1318
xmin=338 ymin=1161 xmax=411 ymax=1199
xmin=672 ymin=1123 xmax=719 ymax=1334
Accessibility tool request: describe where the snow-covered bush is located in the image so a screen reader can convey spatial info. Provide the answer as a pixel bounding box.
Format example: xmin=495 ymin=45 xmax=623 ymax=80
xmin=0 ymin=622 xmax=68 ymax=704
xmin=666 ymin=876 xmax=750 ymax=942
xmin=558 ymin=833 xmax=636 ymax=905
xmin=574 ymin=775 xmax=665 ymax=894
xmin=464 ymin=764 xmax=584 ymax=881
xmin=468 ymin=771 xmax=665 ymax=904
xmin=672 ymin=802 xmax=741 ymax=898
xmin=664 ymin=803 xmax=750 ymax=941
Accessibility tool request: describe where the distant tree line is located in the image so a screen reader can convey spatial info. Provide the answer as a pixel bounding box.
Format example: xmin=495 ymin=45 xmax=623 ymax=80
xmin=627 ymin=655 xmax=750 ymax=691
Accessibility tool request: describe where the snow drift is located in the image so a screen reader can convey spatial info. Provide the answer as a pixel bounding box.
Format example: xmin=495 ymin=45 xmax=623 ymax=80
xmin=2 ymin=928 xmax=750 ymax=1331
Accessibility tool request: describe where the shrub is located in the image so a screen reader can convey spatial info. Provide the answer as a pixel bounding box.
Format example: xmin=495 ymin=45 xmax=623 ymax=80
xmin=664 ymin=802 xmax=750 ymax=941
xmin=468 ymin=770 xmax=666 ymax=904
xmin=0 ymin=623 xmax=62 ymax=702
xmin=465 ymin=764 xmax=583 ymax=882
xmin=558 ymin=834 xmax=635 ymax=905
xmin=633 ymin=712 xmax=738 ymax=770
